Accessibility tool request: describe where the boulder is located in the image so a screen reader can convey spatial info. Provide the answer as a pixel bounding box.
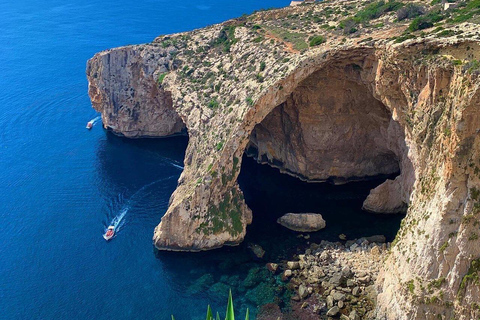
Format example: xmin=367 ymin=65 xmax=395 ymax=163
xmin=277 ymin=213 xmax=326 ymax=232
xmin=298 ymin=284 xmax=309 ymax=299
xmin=365 ymin=235 xmax=386 ymax=243
xmin=287 ymin=261 xmax=300 ymax=270
xmin=266 ymin=263 xmax=278 ymax=274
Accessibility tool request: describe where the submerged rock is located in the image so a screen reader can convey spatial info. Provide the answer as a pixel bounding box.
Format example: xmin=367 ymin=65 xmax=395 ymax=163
xmin=277 ymin=213 xmax=326 ymax=232
xmin=247 ymin=243 xmax=265 ymax=260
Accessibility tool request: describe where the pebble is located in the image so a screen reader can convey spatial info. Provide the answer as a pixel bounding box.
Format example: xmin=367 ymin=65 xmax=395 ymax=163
xmin=326 ymin=306 xmax=340 ymax=316
xmin=352 ymin=286 xmax=361 ymax=296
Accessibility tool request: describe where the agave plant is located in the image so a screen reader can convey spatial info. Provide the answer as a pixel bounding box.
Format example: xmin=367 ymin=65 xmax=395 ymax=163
xmin=171 ymin=290 xmax=249 ymax=320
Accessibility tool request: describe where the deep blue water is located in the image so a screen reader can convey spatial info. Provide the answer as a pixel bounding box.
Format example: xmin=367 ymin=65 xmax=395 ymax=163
xmin=0 ymin=1 xmax=290 ymax=319
xmin=0 ymin=1 xmax=404 ymax=319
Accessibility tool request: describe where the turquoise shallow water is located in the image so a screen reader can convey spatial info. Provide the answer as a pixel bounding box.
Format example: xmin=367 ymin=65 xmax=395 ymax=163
xmin=0 ymin=1 xmax=404 ymax=319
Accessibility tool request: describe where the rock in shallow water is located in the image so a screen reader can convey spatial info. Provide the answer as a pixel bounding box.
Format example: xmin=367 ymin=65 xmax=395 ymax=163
xmin=247 ymin=243 xmax=265 ymax=259
xmin=277 ymin=213 xmax=326 ymax=232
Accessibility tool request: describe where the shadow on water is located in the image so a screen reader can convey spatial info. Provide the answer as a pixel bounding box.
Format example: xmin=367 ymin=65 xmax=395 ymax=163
xmin=154 ymin=153 xmax=405 ymax=318
xmin=238 ymin=155 xmax=405 ymax=260
xmin=94 ymin=132 xmax=188 ymax=236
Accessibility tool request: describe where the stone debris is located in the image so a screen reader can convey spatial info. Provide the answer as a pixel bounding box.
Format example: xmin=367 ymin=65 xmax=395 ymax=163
xmin=285 ymin=237 xmax=387 ymax=319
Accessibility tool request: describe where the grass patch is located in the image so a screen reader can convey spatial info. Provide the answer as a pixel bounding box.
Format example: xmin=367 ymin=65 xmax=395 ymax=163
xmin=265 ymin=26 xmax=308 ymax=51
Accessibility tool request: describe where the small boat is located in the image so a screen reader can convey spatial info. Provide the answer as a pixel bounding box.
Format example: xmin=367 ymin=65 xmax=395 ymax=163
xmin=103 ymin=226 xmax=115 ymax=241
xmin=86 ymin=121 xmax=93 ymax=130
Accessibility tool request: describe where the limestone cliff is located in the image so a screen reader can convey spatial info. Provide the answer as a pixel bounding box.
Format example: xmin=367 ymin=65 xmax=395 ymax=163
xmin=87 ymin=0 xmax=480 ymax=318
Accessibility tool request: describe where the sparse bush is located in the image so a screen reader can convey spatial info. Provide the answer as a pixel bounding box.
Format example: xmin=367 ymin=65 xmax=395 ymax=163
xmin=339 ymin=17 xmax=358 ymax=34
xmin=212 ymin=26 xmax=238 ymax=52
xmin=309 ymin=35 xmax=326 ymax=46
xmin=259 ymin=61 xmax=266 ymax=71
xmin=394 ymin=33 xmax=416 ymax=43
xmin=208 ymin=99 xmax=219 ymax=109
xmin=355 ymin=0 xmax=404 ymax=23
xmin=397 ymin=4 xmax=425 ymax=21
xmin=157 ymin=73 xmax=167 ymax=84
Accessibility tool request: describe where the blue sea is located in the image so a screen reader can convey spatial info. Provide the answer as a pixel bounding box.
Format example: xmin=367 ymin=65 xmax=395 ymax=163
xmin=0 ymin=1 xmax=404 ymax=319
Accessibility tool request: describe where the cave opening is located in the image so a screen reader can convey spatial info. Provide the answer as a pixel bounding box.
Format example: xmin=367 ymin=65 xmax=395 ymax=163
xmin=237 ymin=62 xmax=411 ymax=259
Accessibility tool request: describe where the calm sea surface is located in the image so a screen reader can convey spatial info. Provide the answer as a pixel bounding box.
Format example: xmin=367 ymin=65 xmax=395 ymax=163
xmin=0 ymin=1 xmax=403 ymax=319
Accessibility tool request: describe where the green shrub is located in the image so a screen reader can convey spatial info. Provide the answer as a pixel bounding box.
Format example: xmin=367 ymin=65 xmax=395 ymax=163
xmin=259 ymin=61 xmax=266 ymax=72
xmin=157 ymin=73 xmax=167 ymax=84
xmin=212 ymin=26 xmax=238 ymax=52
xmin=355 ymin=0 xmax=404 ymax=23
xmin=408 ymin=10 xmax=444 ymax=31
xmin=394 ymin=33 xmax=416 ymax=43
xmin=208 ymin=99 xmax=219 ymax=109
xmin=309 ymin=35 xmax=326 ymax=46
xmin=436 ymin=29 xmax=455 ymax=37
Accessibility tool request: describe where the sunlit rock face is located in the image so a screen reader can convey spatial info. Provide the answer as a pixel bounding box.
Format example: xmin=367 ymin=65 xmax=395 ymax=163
xmin=87 ymin=45 xmax=185 ymax=138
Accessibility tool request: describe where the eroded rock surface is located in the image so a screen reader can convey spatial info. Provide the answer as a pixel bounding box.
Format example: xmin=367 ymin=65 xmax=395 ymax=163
xmin=87 ymin=1 xmax=480 ymax=318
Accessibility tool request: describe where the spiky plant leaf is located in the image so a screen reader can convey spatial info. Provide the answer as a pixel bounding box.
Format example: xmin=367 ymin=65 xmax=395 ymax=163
xmin=171 ymin=316 xmax=175 ymax=320
xmin=245 ymin=308 xmax=249 ymax=320
xmin=225 ymin=290 xmax=235 ymax=320
xmin=206 ymin=305 xmax=213 ymax=320
xmin=216 ymin=312 xmax=221 ymax=320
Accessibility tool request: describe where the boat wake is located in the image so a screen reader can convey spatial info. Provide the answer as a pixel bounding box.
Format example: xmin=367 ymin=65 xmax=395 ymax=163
xmin=87 ymin=116 xmax=102 ymax=129
xmin=104 ymin=175 xmax=176 ymax=238
xmin=169 ymin=161 xmax=184 ymax=170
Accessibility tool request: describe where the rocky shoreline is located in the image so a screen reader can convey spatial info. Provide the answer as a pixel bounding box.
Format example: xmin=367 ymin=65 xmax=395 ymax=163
xmin=260 ymin=236 xmax=389 ymax=319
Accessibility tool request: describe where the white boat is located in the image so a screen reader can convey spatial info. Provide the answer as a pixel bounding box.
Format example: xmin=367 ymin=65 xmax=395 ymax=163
xmin=86 ymin=121 xmax=93 ymax=129
xmin=103 ymin=226 xmax=115 ymax=241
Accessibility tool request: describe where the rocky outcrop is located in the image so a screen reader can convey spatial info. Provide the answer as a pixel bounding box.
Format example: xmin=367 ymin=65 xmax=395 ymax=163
xmin=87 ymin=1 xmax=480 ymax=318
xmin=362 ymin=178 xmax=407 ymax=213
xmin=277 ymin=213 xmax=326 ymax=232
xmin=86 ymin=45 xmax=185 ymax=138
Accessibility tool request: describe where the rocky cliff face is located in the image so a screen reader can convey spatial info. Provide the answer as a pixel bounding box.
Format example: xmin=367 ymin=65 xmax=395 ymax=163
xmin=87 ymin=45 xmax=185 ymax=137
xmin=87 ymin=1 xmax=480 ymax=318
